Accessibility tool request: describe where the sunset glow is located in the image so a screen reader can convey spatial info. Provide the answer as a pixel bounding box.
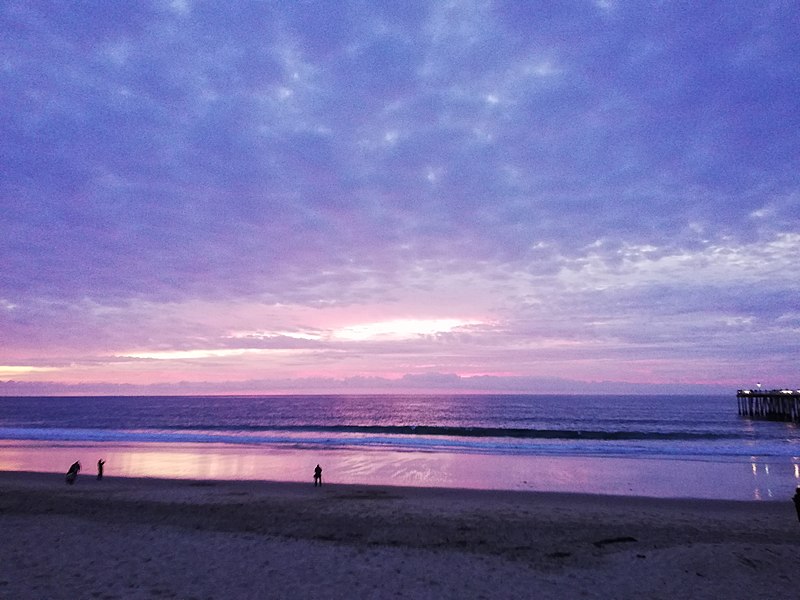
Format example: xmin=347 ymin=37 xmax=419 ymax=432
xmin=331 ymin=319 xmax=481 ymax=341
xmin=1 ymin=1 xmax=798 ymax=395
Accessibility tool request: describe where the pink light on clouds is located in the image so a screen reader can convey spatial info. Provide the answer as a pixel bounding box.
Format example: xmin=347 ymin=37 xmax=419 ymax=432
xmin=2 ymin=2 xmax=799 ymax=395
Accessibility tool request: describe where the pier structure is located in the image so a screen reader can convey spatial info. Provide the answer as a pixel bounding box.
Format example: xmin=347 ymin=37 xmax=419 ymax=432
xmin=737 ymin=389 xmax=800 ymax=422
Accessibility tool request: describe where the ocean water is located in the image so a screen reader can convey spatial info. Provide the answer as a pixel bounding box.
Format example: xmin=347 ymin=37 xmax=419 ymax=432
xmin=1 ymin=394 xmax=799 ymax=500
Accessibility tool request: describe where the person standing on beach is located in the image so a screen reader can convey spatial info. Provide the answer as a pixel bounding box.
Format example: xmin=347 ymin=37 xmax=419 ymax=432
xmin=65 ymin=460 xmax=81 ymax=485
xmin=97 ymin=459 xmax=106 ymax=480
xmin=793 ymin=487 xmax=800 ymax=523
xmin=314 ymin=464 xmax=322 ymax=486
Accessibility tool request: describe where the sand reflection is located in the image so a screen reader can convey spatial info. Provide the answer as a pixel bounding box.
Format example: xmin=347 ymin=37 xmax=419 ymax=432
xmin=1 ymin=440 xmax=799 ymax=501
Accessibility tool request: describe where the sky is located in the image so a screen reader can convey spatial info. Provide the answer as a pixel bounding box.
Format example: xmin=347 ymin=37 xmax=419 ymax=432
xmin=1 ymin=1 xmax=799 ymax=396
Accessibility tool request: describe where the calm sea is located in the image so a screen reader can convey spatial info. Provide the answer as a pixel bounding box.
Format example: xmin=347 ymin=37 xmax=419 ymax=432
xmin=1 ymin=394 xmax=799 ymax=499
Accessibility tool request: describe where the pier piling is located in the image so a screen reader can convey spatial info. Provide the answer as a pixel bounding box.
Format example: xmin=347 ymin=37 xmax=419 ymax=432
xmin=737 ymin=389 xmax=800 ymax=422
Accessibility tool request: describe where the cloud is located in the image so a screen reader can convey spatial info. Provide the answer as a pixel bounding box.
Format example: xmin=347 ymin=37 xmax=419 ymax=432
xmin=1 ymin=1 xmax=798 ymax=392
xmin=0 ymin=372 xmax=734 ymax=397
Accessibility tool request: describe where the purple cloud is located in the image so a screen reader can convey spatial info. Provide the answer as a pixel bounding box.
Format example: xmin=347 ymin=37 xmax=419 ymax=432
xmin=1 ymin=1 xmax=798 ymax=392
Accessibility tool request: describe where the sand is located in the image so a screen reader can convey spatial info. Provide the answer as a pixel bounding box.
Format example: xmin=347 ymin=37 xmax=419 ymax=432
xmin=1 ymin=471 xmax=799 ymax=599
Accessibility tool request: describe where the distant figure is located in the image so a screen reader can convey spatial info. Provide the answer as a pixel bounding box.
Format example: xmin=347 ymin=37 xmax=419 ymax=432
xmin=793 ymin=487 xmax=800 ymax=523
xmin=65 ymin=460 xmax=81 ymax=485
xmin=314 ymin=464 xmax=322 ymax=487
xmin=97 ymin=459 xmax=106 ymax=480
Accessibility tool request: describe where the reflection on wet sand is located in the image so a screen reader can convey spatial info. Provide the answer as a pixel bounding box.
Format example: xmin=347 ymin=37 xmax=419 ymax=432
xmin=1 ymin=440 xmax=799 ymax=501
xmin=749 ymin=457 xmax=800 ymax=501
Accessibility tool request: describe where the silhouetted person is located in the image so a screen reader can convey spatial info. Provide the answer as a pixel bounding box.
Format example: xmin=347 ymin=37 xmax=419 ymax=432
xmin=65 ymin=460 xmax=81 ymax=485
xmin=793 ymin=487 xmax=800 ymax=523
xmin=314 ymin=464 xmax=322 ymax=487
xmin=97 ymin=459 xmax=106 ymax=480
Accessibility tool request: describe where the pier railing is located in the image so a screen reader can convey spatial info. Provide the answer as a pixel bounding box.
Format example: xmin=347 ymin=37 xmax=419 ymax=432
xmin=737 ymin=389 xmax=800 ymax=422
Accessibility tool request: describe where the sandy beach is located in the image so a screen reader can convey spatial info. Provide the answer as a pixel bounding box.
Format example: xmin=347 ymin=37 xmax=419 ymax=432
xmin=1 ymin=472 xmax=799 ymax=599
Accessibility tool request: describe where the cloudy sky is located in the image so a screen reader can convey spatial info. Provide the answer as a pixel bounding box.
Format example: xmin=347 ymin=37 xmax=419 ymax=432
xmin=2 ymin=1 xmax=798 ymax=395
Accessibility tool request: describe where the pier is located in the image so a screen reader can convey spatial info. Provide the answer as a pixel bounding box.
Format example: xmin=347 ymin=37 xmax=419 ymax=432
xmin=737 ymin=389 xmax=800 ymax=422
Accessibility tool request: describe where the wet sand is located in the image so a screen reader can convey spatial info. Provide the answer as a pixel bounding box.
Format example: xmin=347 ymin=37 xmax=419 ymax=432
xmin=1 ymin=439 xmax=795 ymax=500
xmin=1 ymin=471 xmax=799 ymax=599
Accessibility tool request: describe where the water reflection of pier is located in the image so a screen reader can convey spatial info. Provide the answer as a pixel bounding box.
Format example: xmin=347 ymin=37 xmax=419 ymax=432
xmin=737 ymin=389 xmax=800 ymax=422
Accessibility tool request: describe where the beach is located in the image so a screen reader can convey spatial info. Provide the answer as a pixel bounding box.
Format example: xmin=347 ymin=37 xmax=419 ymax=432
xmin=1 ymin=471 xmax=799 ymax=599
xmin=3 ymin=394 xmax=799 ymax=502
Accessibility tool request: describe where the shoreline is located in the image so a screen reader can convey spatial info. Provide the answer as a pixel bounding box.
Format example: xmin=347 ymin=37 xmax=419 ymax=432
xmin=1 ymin=438 xmax=798 ymax=501
xmin=2 ymin=470 xmax=800 ymax=598
xmin=0 ymin=468 xmax=777 ymax=504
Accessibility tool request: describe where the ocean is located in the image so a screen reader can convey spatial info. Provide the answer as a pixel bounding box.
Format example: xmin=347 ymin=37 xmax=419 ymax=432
xmin=1 ymin=394 xmax=799 ymax=501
